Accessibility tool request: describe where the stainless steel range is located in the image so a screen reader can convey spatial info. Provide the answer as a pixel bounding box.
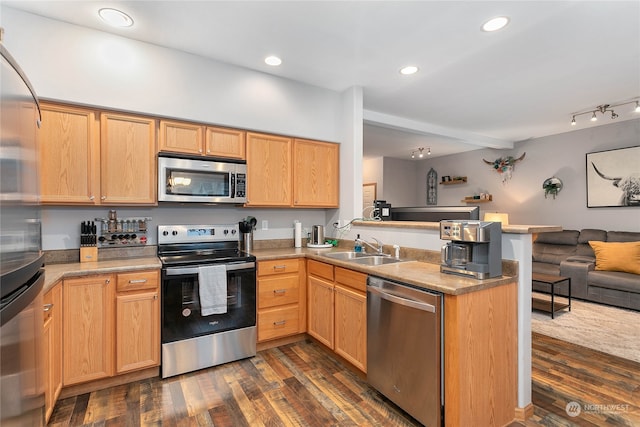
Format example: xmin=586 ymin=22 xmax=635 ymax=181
xmin=158 ymin=224 xmax=256 ymax=378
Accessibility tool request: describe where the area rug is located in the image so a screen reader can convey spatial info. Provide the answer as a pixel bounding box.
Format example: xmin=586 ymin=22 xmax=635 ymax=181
xmin=531 ymin=294 xmax=640 ymax=363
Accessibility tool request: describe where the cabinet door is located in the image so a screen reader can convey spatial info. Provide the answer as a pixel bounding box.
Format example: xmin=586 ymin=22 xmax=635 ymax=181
xmin=293 ymin=139 xmax=339 ymax=207
xmin=307 ymin=275 xmax=334 ymax=348
xmin=246 ymin=132 xmax=292 ymax=206
xmin=159 ymin=119 xmax=204 ymax=155
xmin=47 ymin=284 xmax=62 ymax=420
xmin=100 ymin=113 xmax=156 ymax=204
xmin=39 ymin=103 xmax=99 ymax=204
xmin=334 ymin=283 xmax=367 ymax=372
xmin=116 ymin=290 xmax=160 ymax=373
xmin=205 ymin=126 xmax=245 ymax=159
xmin=63 ymin=275 xmax=114 ymax=385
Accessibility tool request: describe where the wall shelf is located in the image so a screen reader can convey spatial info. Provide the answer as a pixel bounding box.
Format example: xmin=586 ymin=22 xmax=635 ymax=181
xmin=440 ymin=177 xmax=467 ymax=185
xmin=461 ymin=195 xmax=492 ymax=203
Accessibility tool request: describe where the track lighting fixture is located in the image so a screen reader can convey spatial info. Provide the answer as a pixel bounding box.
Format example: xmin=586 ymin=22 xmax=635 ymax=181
xmin=570 ymin=98 xmax=640 ymax=126
xmin=410 ymin=147 xmax=431 ymax=159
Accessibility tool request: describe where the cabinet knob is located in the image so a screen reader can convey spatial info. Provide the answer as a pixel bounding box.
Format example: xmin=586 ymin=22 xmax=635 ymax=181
xmin=105 ymin=279 xmax=110 ymax=284
xmin=154 ymin=294 xmax=158 ymax=300
xmin=101 ymin=196 xmax=107 ymax=200
xmin=273 ymin=289 xmax=287 ymax=295
xmin=43 ymin=303 xmax=54 ymax=313
xmin=273 ymin=320 xmax=287 ymax=326
xmin=89 ymin=195 xmax=95 ymax=200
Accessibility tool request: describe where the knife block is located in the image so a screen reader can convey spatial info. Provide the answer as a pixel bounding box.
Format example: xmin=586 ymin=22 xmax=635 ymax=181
xmin=80 ymin=247 xmax=98 ymax=263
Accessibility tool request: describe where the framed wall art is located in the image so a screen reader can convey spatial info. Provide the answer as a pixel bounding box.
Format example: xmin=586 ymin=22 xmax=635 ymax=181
xmin=586 ymin=145 xmax=640 ymax=207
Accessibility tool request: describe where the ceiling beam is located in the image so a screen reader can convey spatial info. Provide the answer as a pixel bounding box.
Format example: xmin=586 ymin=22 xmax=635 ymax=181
xmin=363 ymin=110 xmax=514 ymax=150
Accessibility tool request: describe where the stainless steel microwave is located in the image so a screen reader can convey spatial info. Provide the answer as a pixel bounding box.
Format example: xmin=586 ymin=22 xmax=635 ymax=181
xmin=158 ymin=155 xmax=247 ymax=203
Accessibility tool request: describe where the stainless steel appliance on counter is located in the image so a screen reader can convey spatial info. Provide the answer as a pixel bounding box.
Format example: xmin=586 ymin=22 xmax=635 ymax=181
xmin=0 ymin=41 xmax=45 ymax=426
xmin=158 ymin=224 xmax=256 ymax=378
xmin=440 ymin=220 xmax=502 ymax=279
xmin=367 ymin=276 xmax=443 ymax=427
xmin=158 ymin=155 xmax=247 ymax=204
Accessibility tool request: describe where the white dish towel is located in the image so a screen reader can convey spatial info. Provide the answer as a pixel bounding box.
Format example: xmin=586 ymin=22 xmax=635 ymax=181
xmin=198 ymin=265 xmax=228 ymax=316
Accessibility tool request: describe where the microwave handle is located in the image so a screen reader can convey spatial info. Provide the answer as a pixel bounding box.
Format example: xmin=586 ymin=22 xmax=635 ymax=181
xmin=231 ymin=173 xmax=236 ymax=198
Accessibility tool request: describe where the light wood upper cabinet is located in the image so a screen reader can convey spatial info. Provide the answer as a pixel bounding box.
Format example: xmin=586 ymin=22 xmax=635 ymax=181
xmin=159 ymin=120 xmax=246 ymax=160
xmin=39 ymin=103 xmax=100 ymax=204
xmin=63 ymin=274 xmax=115 ymax=386
xmin=205 ymin=126 xmax=246 ymax=159
xmin=246 ymin=132 xmax=292 ymax=206
xmin=100 ymin=113 xmax=156 ymax=205
xmin=159 ymin=119 xmax=204 ymax=155
xmin=293 ymin=139 xmax=339 ymax=207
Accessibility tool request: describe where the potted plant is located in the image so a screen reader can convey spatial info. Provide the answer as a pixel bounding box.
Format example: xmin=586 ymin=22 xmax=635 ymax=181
xmin=543 ymin=177 xmax=563 ymax=199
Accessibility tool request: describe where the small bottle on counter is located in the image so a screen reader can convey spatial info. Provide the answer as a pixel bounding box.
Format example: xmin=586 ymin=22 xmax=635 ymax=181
xmin=354 ymin=234 xmax=363 ymax=252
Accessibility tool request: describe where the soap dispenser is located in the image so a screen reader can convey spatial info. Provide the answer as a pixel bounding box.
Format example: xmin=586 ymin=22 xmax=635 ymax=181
xmin=354 ymin=234 xmax=363 ymax=252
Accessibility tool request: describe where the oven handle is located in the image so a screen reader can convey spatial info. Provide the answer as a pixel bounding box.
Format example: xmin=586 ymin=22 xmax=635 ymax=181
xmin=163 ymin=262 xmax=255 ymax=276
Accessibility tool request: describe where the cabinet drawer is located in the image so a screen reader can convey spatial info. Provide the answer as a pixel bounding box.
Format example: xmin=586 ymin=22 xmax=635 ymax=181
xmin=259 ymin=275 xmax=299 ymax=309
xmin=335 ymin=267 xmax=367 ymax=293
xmin=258 ymin=259 xmax=300 ymax=276
xmin=307 ymin=259 xmax=334 ymax=281
xmin=258 ymin=306 xmax=300 ymax=341
xmin=117 ymin=270 xmax=159 ymax=292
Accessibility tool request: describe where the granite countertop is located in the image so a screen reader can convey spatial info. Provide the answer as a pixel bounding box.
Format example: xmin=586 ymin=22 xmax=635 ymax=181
xmin=44 ymin=257 xmax=161 ymax=292
xmin=352 ymin=220 xmax=562 ymax=234
xmin=250 ymin=247 xmax=516 ymax=295
xmin=43 ymin=247 xmax=515 ymax=296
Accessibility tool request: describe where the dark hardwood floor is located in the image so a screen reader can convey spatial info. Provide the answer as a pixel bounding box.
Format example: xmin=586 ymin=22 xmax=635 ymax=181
xmin=49 ymin=334 xmax=640 ymax=426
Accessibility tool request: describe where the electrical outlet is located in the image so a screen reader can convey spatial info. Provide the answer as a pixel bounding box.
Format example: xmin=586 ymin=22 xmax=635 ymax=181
xmin=262 ymin=220 xmax=268 ymax=230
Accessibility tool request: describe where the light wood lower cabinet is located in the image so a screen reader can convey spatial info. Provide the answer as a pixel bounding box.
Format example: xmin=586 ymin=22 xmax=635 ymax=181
xmin=62 ymin=269 xmax=160 ymax=388
xmin=63 ymin=274 xmax=115 ymax=386
xmin=43 ymin=282 xmax=62 ymax=423
xmin=115 ymin=270 xmax=160 ymax=373
xmin=307 ymin=260 xmax=367 ymax=372
xmin=257 ymin=258 xmax=306 ymax=342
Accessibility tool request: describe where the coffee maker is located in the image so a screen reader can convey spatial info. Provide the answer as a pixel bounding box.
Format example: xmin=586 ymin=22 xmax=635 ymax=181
xmin=440 ymin=220 xmax=502 ymax=279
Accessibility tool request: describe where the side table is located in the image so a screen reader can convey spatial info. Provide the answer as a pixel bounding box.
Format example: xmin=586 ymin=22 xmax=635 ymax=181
xmin=532 ymin=273 xmax=571 ymax=319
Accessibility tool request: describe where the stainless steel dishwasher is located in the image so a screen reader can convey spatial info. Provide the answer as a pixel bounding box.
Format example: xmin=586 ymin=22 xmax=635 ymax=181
xmin=367 ymin=275 xmax=443 ymax=427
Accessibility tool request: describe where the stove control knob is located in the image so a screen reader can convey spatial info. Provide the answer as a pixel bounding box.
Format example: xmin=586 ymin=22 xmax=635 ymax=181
xmin=231 ymin=229 xmax=237 ymax=235
xmin=172 ymin=230 xmax=178 ymax=236
xmin=162 ymin=230 xmax=169 ymax=236
xmin=223 ymin=229 xmax=229 ymax=235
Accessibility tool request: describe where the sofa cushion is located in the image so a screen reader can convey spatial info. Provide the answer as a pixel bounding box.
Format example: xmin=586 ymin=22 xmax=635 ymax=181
xmin=589 ymin=241 xmax=640 ymax=275
xmin=532 ymin=230 xmax=579 ymax=265
xmin=607 ymin=231 xmax=640 ymax=243
xmin=535 ymin=230 xmax=579 ymax=245
xmin=577 ymin=229 xmax=606 ymax=257
xmin=588 ymin=270 xmax=640 ymax=294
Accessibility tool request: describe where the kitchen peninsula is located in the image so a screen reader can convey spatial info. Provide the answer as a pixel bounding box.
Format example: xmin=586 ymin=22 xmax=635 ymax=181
xmin=349 ymin=219 xmax=562 ymax=420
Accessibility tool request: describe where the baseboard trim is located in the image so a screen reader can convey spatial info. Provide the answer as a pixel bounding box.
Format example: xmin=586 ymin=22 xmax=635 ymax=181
xmin=514 ymin=403 xmax=534 ymax=421
xmin=59 ymin=366 xmax=159 ymax=399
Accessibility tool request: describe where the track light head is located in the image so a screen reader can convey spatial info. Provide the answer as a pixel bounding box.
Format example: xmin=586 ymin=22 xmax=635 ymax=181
xmin=635 ymin=101 xmax=640 ymax=113
xmin=590 ymin=111 xmax=598 ymax=122
xmin=611 ymin=111 xmax=619 ymax=119
xmin=418 ymin=147 xmax=424 ymax=158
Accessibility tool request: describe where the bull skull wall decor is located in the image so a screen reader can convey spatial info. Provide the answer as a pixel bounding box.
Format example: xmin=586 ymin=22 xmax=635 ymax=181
xmin=483 ymin=152 xmax=526 ymax=183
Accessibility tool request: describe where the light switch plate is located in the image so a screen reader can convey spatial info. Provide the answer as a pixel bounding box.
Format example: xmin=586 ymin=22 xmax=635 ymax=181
xmin=262 ymin=220 xmax=268 ymax=230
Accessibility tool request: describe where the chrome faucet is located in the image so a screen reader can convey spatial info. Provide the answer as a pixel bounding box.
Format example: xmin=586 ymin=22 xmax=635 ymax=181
xmin=356 ymin=236 xmax=384 ymax=254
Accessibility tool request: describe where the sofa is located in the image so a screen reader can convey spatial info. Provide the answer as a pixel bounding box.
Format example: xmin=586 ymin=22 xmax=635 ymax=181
xmin=532 ymin=229 xmax=640 ymax=311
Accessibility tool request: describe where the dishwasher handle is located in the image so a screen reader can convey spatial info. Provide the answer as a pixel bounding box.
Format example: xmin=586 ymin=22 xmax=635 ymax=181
xmin=368 ymin=286 xmax=436 ymax=313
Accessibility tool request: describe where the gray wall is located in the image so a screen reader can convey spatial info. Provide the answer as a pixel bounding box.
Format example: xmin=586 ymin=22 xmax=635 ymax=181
xmin=413 ymin=119 xmax=640 ymax=231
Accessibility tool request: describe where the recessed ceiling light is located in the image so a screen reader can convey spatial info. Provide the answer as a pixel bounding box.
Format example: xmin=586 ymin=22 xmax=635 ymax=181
xmin=99 ymin=8 xmax=134 ymax=28
xmin=482 ymin=16 xmax=509 ymax=32
xmin=265 ymin=56 xmax=282 ymax=66
xmin=400 ymin=66 xmax=419 ymax=75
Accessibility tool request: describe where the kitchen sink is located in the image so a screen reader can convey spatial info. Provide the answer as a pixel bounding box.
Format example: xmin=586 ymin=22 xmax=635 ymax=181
xmin=322 ymin=251 xmax=374 ymax=260
xmin=348 ymin=256 xmax=408 ymax=266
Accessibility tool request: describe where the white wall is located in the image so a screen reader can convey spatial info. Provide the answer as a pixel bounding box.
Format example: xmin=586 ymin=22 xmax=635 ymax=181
xmin=382 ymin=158 xmax=418 ymax=206
xmin=411 ymin=118 xmax=640 ymax=231
xmin=1 ymin=7 xmax=353 ymax=250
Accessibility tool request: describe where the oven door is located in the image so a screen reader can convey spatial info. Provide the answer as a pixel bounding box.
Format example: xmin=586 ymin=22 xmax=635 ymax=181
xmin=161 ymin=261 xmax=256 ymax=344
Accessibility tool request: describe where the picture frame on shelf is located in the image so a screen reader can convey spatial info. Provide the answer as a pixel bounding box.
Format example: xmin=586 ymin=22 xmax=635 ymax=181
xmin=586 ymin=145 xmax=640 ymax=208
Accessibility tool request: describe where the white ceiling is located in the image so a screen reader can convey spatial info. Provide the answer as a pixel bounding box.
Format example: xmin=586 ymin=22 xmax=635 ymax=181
xmin=5 ymin=1 xmax=640 ymax=159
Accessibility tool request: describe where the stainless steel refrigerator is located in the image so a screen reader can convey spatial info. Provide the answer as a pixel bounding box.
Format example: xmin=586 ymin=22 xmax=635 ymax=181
xmin=0 ymin=40 xmax=45 ymax=426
